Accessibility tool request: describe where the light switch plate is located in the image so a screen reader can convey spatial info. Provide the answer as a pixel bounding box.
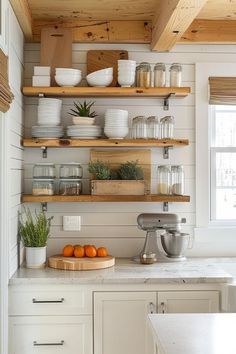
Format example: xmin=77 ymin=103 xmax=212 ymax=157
xmin=63 ymin=216 xmax=81 ymax=231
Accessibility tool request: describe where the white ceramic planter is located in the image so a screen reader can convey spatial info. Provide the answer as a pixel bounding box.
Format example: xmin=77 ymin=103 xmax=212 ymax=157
xmin=25 ymin=246 xmax=47 ymax=269
xmin=72 ymin=116 xmax=95 ymax=125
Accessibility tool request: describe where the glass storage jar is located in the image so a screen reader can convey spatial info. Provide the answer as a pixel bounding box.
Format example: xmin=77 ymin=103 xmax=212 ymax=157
xmin=147 ymin=116 xmax=160 ymax=139
xmin=32 ymin=179 xmax=55 ymax=196
xmin=136 ymin=62 xmax=151 ymax=87
xmin=131 ymin=116 xmax=147 ymax=139
xmin=157 ymin=165 xmax=171 ymax=195
xmin=154 ymin=63 xmax=166 ymax=87
xmin=33 ymin=163 xmax=56 ymax=179
xmin=171 ymin=165 xmax=184 ymax=195
xmin=160 ymin=116 xmax=175 ymax=139
xmin=59 ymin=179 xmax=82 ymax=196
xmin=60 ymin=163 xmax=83 ymax=179
xmin=169 ymin=63 xmax=182 ymax=87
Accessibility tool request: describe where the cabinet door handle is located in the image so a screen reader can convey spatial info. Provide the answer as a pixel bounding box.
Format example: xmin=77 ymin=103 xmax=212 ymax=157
xmin=33 ymin=340 xmax=64 ymax=346
xmin=32 ymin=298 xmax=64 ymax=303
xmin=149 ymin=302 xmax=155 ymax=314
xmin=160 ymin=301 xmax=166 ymax=314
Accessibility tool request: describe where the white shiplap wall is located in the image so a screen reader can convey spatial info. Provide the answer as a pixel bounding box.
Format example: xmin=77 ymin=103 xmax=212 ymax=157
xmin=8 ymin=7 xmax=24 ymax=276
xmin=24 ymin=43 xmax=236 ymax=257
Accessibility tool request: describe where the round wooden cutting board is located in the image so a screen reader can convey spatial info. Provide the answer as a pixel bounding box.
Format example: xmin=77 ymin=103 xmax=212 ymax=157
xmin=48 ymin=255 xmax=115 ymax=271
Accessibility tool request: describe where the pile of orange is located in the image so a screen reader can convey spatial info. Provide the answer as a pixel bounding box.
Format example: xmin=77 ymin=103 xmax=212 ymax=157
xmin=62 ymin=244 xmax=108 ymax=258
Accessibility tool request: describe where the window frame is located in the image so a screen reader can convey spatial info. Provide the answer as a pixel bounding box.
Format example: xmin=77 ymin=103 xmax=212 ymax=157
xmin=196 ymin=63 xmax=236 ymax=232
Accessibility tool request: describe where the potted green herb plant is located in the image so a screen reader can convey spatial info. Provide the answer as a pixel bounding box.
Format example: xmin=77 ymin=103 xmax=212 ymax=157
xmin=88 ymin=160 xmax=146 ymax=195
xmin=19 ymin=208 xmax=53 ymax=268
xmin=68 ymin=100 xmax=98 ymax=125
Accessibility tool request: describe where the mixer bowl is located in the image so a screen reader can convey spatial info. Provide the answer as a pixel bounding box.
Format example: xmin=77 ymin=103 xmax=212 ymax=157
xmin=161 ymin=232 xmax=189 ymax=258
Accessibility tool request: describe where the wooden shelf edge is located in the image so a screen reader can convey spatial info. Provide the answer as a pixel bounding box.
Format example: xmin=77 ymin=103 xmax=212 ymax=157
xmin=22 ymin=138 xmax=189 ymax=148
xmin=22 ymin=195 xmax=190 ymax=203
xmin=22 ymin=86 xmax=191 ymax=98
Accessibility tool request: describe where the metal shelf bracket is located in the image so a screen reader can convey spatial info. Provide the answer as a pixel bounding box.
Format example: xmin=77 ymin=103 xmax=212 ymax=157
xmin=163 ymin=202 xmax=169 ymax=212
xmin=163 ymin=146 xmax=173 ymax=159
xmin=41 ymin=146 xmax=47 ymax=158
xmin=38 ymin=93 xmax=45 ymax=98
xmin=163 ymin=93 xmax=175 ymax=110
xmin=41 ymin=202 xmax=47 ymax=212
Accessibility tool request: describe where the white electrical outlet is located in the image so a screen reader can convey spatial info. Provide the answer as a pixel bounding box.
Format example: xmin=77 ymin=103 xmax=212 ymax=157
xmin=63 ymin=216 xmax=81 ymax=231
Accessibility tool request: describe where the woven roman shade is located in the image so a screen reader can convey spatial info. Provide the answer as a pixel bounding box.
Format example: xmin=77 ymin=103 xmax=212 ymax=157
xmin=0 ymin=49 xmax=14 ymax=112
xmin=209 ymin=77 xmax=236 ymax=105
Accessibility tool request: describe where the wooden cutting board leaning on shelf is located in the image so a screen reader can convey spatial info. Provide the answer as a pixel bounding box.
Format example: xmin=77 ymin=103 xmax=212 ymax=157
xmin=40 ymin=27 xmax=72 ymax=86
xmin=90 ymin=149 xmax=151 ymax=194
xmin=48 ymin=255 xmax=115 ymax=270
xmin=87 ymin=50 xmax=128 ymax=86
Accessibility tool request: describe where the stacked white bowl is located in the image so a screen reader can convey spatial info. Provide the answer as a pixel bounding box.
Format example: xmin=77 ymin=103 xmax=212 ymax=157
xmin=55 ymin=68 xmax=82 ymax=87
xmin=38 ymin=98 xmax=62 ymax=126
xmin=104 ymin=109 xmax=129 ymax=139
xmin=86 ymin=67 xmax=113 ymax=87
xmin=118 ymin=60 xmax=136 ymax=87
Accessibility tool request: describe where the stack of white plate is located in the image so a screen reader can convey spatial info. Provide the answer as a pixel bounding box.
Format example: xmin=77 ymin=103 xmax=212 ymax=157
xmin=55 ymin=68 xmax=82 ymax=87
xmin=104 ymin=109 xmax=129 ymax=139
xmin=118 ymin=60 xmax=136 ymax=87
xmin=37 ymin=98 xmax=62 ymax=126
xmin=32 ymin=126 xmax=64 ymax=139
xmin=67 ymin=125 xmax=102 ymax=139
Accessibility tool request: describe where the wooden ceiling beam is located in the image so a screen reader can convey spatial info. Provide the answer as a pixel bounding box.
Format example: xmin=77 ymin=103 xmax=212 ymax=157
xmin=181 ymin=19 xmax=236 ymax=43
xmin=32 ymin=19 xmax=152 ymax=43
xmin=10 ymin=0 xmax=33 ymax=40
xmin=151 ymin=0 xmax=208 ymax=51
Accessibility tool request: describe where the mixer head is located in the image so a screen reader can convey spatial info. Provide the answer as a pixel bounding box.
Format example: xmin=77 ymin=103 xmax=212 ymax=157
xmin=137 ymin=213 xmax=186 ymax=232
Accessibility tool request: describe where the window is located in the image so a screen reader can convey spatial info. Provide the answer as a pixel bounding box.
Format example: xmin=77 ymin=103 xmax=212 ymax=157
xmin=210 ymin=105 xmax=236 ymax=222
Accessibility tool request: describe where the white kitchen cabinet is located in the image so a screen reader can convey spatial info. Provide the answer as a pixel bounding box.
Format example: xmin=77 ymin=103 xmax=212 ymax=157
xmin=157 ymin=291 xmax=219 ymax=313
xmin=9 ymin=315 xmax=92 ymax=354
xmin=94 ymin=291 xmax=156 ymax=354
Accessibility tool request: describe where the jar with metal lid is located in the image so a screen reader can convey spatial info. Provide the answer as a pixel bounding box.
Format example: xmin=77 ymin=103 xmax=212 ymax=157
xmin=136 ymin=62 xmax=151 ymax=87
xmin=131 ymin=116 xmax=147 ymax=139
xmin=32 ymin=179 xmax=55 ymax=196
xmin=157 ymin=165 xmax=171 ymax=195
xmin=60 ymin=163 xmax=83 ymax=179
xmin=154 ymin=63 xmax=166 ymax=87
xmin=33 ymin=163 xmax=56 ymax=179
xmin=59 ymin=179 xmax=82 ymax=196
xmin=169 ymin=63 xmax=182 ymax=87
xmin=147 ymin=116 xmax=160 ymax=139
xmin=171 ymin=165 xmax=184 ymax=195
xmin=160 ymin=116 xmax=175 ymax=139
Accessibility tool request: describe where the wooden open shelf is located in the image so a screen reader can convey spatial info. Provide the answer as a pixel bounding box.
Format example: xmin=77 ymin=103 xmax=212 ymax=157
xmin=22 ymin=195 xmax=190 ymax=203
xmin=22 ymin=86 xmax=191 ymax=98
xmin=23 ymin=138 xmax=189 ymax=148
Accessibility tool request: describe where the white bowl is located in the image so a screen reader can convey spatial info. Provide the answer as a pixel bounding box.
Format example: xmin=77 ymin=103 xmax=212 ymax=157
xmin=89 ymin=67 xmax=113 ymax=76
xmin=38 ymin=98 xmax=62 ymax=106
xmin=72 ymin=117 xmax=95 ymax=125
xmin=55 ymin=74 xmax=81 ymax=87
xmin=104 ymin=128 xmax=129 ymax=139
xmin=86 ymin=75 xmax=113 ymax=87
xmin=105 ymin=109 xmax=128 ymax=115
xmin=118 ymin=73 xmax=135 ymax=87
xmin=56 ymin=68 xmax=81 ymax=74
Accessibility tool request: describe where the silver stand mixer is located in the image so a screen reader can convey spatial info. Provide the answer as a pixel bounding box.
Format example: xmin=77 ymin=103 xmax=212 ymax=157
xmin=134 ymin=213 xmax=191 ymax=264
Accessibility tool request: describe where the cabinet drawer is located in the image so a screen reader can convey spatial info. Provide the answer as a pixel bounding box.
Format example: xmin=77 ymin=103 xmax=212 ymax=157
xmin=9 ymin=316 xmax=92 ymax=354
xmin=9 ymin=285 xmax=92 ymax=315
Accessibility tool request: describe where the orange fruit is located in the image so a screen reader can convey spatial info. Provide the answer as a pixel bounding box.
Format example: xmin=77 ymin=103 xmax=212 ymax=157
xmin=74 ymin=246 xmax=85 ymax=258
xmin=63 ymin=244 xmax=75 ymax=257
xmin=97 ymin=247 xmax=108 ymax=257
xmin=85 ymin=245 xmax=97 ymax=258
xmin=84 ymin=244 xmax=90 ymax=253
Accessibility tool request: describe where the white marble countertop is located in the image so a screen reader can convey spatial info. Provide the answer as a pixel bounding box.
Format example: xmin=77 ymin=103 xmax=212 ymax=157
xmin=148 ymin=313 xmax=236 ymax=354
xmin=9 ymin=257 xmax=234 ymax=285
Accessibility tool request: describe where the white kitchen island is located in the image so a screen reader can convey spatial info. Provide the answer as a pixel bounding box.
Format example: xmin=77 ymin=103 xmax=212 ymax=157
xmin=148 ymin=313 xmax=236 ymax=354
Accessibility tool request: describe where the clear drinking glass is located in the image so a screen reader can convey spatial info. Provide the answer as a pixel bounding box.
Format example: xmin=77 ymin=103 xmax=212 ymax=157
xmin=33 ymin=163 xmax=56 ymax=179
xmin=60 ymin=163 xmax=83 ymax=179
xmin=171 ymin=165 xmax=184 ymax=195
xmin=32 ymin=179 xmax=55 ymax=196
xmin=131 ymin=116 xmax=147 ymax=139
xmin=157 ymin=165 xmax=171 ymax=195
xmin=147 ymin=116 xmax=160 ymax=139
xmin=160 ymin=116 xmax=175 ymax=138
xmin=154 ymin=63 xmax=166 ymax=87
xmin=59 ymin=179 xmax=82 ymax=196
